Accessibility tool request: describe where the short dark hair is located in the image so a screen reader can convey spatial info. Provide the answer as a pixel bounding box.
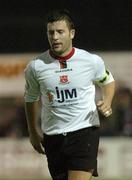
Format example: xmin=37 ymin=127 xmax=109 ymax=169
xmin=45 ymin=9 xmax=75 ymax=30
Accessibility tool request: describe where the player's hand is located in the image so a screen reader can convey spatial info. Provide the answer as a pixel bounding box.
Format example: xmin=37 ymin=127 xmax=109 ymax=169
xmin=96 ymin=100 xmax=112 ymax=117
xmin=29 ymin=132 xmax=45 ymax=154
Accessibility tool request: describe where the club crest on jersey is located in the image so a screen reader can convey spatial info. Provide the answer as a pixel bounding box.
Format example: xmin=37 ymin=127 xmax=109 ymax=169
xmin=59 ymin=75 xmax=69 ymax=84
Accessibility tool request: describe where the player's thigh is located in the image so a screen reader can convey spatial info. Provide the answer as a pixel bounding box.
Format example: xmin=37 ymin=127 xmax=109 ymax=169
xmin=68 ymin=170 xmax=93 ymax=180
xmin=66 ymin=127 xmax=99 ymax=177
xmin=42 ymin=134 xmax=68 ymax=179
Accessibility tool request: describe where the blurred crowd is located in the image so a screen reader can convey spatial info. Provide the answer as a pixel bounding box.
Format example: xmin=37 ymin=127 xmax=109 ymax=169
xmin=0 ymin=97 xmax=28 ymax=138
xmin=0 ymin=85 xmax=132 ymax=138
xmin=99 ymin=86 xmax=132 ymax=137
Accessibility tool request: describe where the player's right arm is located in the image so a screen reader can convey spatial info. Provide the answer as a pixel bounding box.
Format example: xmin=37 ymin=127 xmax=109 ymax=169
xmin=25 ymin=101 xmax=45 ymax=154
xmin=24 ymin=61 xmax=45 ymax=154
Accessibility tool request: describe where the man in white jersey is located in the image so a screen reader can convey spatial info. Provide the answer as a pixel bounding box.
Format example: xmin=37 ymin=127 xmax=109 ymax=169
xmin=24 ymin=9 xmax=115 ymax=180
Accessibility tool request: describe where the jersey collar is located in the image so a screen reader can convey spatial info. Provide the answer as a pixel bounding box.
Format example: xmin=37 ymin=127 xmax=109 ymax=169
xmin=49 ymin=47 xmax=75 ymax=61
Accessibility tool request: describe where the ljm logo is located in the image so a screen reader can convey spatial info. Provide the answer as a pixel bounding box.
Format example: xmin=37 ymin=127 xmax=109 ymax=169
xmin=55 ymin=87 xmax=77 ymax=103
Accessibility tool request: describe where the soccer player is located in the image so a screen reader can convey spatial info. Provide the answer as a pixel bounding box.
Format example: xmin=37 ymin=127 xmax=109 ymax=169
xmin=24 ymin=9 xmax=115 ymax=180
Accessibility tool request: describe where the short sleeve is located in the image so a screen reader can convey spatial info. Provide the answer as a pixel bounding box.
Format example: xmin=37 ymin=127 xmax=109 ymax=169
xmin=93 ymin=56 xmax=106 ymax=81
xmin=24 ymin=61 xmax=40 ymax=102
xmin=93 ymin=55 xmax=114 ymax=85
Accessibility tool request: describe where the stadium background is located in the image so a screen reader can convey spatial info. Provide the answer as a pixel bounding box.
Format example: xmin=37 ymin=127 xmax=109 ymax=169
xmin=0 ymin=0 xmax=132 ymax=179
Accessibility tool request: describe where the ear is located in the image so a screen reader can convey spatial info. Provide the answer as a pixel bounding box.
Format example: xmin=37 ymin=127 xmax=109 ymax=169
xmin=70 ymin=29 xmax=75 ymax=39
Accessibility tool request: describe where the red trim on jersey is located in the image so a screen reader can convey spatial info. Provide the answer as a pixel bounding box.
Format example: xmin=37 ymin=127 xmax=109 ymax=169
xmin=49 ymin=47 xmax=75 ymax=61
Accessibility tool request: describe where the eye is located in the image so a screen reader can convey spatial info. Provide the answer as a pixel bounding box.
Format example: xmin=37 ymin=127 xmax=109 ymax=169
xmin=58 ymin=30 xmax=64 ymax=34
xmin=48 ymin=30 xmax=54 ymax=35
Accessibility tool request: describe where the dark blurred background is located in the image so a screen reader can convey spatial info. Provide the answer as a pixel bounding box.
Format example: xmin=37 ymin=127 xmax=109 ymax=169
xmin=0 ymin=0 xmax=132 ymax=53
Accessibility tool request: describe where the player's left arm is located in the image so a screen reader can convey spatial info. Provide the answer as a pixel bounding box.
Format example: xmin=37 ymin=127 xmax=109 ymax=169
xmin=96 ymin=70 xmax=115 ymax=117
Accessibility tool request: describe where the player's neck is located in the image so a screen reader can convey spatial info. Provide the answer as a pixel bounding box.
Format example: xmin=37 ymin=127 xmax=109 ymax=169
xmin=49 ymin=47 xmax=75 ymax=61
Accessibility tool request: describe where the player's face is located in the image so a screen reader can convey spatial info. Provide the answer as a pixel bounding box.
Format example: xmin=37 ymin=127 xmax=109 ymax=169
xmin=47 ymin=20 xmax=75 ymax=56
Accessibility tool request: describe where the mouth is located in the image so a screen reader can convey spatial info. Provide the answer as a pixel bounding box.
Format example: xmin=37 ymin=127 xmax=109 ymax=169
xmin=52 ymin=43 xmax=62 ymax=48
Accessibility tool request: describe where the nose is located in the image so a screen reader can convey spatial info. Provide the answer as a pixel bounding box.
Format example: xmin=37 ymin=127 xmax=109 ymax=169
xmin=52 ymin=32 xmax=59 ymax=40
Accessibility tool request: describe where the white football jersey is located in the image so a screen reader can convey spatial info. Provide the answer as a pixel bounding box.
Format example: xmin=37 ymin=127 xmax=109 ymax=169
xmin=24 ymin=48 xmax=114 ymax=135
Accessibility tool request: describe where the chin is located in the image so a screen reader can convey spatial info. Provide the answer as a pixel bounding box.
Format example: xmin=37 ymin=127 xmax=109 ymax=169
xmin=52 ymin=49 xmax=63 ymax=55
